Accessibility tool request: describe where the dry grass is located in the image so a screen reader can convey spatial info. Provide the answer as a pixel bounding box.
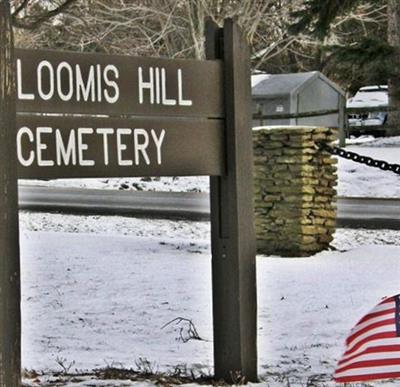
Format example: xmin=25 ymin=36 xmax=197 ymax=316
xmin=21 ymin=366 xmax=392 ymax=386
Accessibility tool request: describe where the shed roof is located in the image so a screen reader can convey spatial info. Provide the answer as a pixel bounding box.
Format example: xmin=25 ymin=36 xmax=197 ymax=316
xmin=251 ymin=71 xmax=344 ymax=98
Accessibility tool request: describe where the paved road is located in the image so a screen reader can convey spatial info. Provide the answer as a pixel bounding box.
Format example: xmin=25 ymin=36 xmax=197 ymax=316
xmin=18 ymin=185 xmax=400 ymax=229
xmin=18 ymin=185 xmax=210 ymax=219
xmin=336 ymin=197 xmax=400 ymax=230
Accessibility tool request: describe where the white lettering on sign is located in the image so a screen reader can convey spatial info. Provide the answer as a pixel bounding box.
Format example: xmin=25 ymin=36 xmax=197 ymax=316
xmin=104 ymin=65 xmax=120 ymax=103
xmin=117 ymin=128 xmax=133 ymax=166
xmin=17 ymin=60 xmax=120 ymax=103
xmin=36 ymin=127 xmax=54 ymax=167
xmin=138 ymin=66 xmax=192 ymax=106
xmin=16 ymin=126 xmax=166 ymax=168
xmin=56 ymin=129 xmax=77 ymax=166
xmin=37 ymin=61 xmax=54 ymax=101
xmin=151 ymin=129 xmax=165 ymax=165
xmin=57 ymin=62 xmax=74 ymax=101
xmin=96 ymin=128 xmax=113 ymax=165
xmin=77 ymin=128 xmax=95 ymax=166
xmin=76 ymin=65 xmax=95 ymax=102
xmin=134 ymin=128 xmax=150 ymax=165
xmin=155 ymin=67 xmax=160 ymax=104
xmin=138 ymin=66 xmax=154 ymax=104
xmin=177 ymin=69 xmax=193 ymax=106
xmin=161 ymin=68 xmax=176 ymax=106
xmin=16 ymin=126 xmax=34 ymax=166
xmin=17 ymin=60 xmax=34 ymax=100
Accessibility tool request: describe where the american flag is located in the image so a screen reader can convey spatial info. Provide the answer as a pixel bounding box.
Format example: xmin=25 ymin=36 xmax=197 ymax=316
xmin=334 ymin=294 xmax=400 ymax=383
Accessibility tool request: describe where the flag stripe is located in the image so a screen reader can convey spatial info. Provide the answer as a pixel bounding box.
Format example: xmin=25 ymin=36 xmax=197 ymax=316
xmin=338 ymin=345 xmax=400 ymax=366
xmin=341 ymin=339 xmax=400 ymax=363
xmin=335 ymin=364 xmax=400 ymax=378
xmin=380 ymin=297 xmax=395 ymax=305
xmin=334 ymin=295 xmax=400 ymax=383
xmin=338 ymin=351 xmax=400 ymax=372
xmin=349 ymin=314 xmax=396 ymax=338
xmin=335 ymin=371 xmax=400 ymax=383
xmin=336 ymin=358 xmax=400 ymax=374
xmin=357 ymin=307 xmax=396 ymax=326
xmin=347 ymin=318 xmax=395 ymax=345
xmin=365 ymin=302 xmax=396 ymax=314
xmin=345 ymin=331 xmax=397 ymax=356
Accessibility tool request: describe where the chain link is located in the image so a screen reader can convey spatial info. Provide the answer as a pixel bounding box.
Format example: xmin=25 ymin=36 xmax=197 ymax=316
xmin=317 ymin=141 xmax=400 ymax=175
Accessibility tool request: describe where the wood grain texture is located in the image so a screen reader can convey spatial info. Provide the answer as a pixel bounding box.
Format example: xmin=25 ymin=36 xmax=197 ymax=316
xmin=0 ymin=1 xmax=21 ymax=386
xmin=15 ymin=48 xmax=224 ymax=118
xmin=206 ymin=18 xmax=258 ymax=382
xmin=16 ymin=115 xmax=225 ymax=179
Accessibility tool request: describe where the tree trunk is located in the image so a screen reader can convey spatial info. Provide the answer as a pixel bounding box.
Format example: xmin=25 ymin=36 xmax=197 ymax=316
xmin=0 ymin=1 xmax=21 ymax=386
xmin=387 ymin=0 xmax=400 ymax=135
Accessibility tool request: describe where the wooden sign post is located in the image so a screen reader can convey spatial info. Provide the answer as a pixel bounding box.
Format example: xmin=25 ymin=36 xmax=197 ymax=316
xmin=206 ymin=19 xmax=258 ymax=382
xmin=0 ymin=14 xmax=257 ymax=384
xmin=0 ymin=2 xmax=21 ymax=386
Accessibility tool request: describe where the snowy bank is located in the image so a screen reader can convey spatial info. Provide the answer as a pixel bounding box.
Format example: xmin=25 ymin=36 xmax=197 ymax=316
xmin=19 ymin=212 xmax=400 ymax=386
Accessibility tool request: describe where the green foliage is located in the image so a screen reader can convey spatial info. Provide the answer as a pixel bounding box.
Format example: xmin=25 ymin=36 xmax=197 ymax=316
xmin=328 ymin=37 xmax=393 ymax=68
xmin=288 ymin=0 xmax=392 ymax=92
xmin=323 ymin=36 xmax=394 ymax=91
xmin=290 ymin=0 xmax=363 ymax=38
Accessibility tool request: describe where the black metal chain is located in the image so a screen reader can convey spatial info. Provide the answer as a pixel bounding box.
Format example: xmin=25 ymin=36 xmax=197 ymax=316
xmin=317 ymin=141 xmax=400 ymax=175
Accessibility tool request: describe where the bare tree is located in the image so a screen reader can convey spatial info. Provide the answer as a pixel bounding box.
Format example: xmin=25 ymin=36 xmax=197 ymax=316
xmin=11 ymin=0 xmax=76 ymax=29
xmin=11 ymin=0 xmax=308 ymax=72
xmin=12 ymin=0 xmax=396 ymax=98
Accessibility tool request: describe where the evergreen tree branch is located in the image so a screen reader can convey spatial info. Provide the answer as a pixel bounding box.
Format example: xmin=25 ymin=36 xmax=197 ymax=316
xmin=290 ymin=0 xmax=364 ymax=38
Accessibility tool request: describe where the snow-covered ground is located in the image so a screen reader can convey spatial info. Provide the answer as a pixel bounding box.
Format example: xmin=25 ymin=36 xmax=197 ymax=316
xmin=19 ymin=135 xmax=400 ymax=198
xmin=20 ymin=212 xmax=400 ymax=386
xmin=337 ymin=135 xmax=400 ymax=198
xmin=16 ymin=134 xmax=400 ymax=386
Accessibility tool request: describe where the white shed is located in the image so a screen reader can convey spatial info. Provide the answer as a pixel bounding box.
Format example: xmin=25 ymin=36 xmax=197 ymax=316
xmin=251 ymin=71 xmax=345 ymax=128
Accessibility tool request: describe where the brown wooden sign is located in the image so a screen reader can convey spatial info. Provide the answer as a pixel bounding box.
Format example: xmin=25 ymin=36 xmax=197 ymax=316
xmin=1 ymin=16 xmax=257 ymax=385
xmin=15 ymin=48 xmax=224 ymax=118
xmin=16 ymin=115 xmax=224 ymax=179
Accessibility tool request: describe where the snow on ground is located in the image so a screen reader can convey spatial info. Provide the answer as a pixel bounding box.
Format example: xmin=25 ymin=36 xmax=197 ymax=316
xmin=336 ymin=135 xmax=400 ymax=198
xmin=16 ymin=134 xmax=400 ymax=385
xmin=23 ymin=377 xmax=145 ymax=387
xmin=19 ymin=211 xmax=400 ymax=386
xmin=19 ymin=135 xmax=400 ymax=198
xmin=19 ymin=176 xmax=211 ymax=193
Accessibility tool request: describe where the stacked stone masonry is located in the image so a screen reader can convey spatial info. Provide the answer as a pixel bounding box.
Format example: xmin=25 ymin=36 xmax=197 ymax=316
xmin=253 ymin=126 xmax=338 ymax=257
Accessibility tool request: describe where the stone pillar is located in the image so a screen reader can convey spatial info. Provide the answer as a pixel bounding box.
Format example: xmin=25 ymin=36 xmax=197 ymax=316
xmin=253 ymin=126 xmax=337 ymax=257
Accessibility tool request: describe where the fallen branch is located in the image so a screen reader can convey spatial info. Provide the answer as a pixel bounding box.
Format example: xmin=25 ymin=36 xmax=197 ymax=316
xmin=161 ymin=317 xmax=206 ymax=343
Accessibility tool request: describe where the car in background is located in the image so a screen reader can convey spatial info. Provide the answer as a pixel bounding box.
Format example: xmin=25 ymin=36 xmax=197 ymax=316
xmin=346 ymin=85 xmax=388 ymax=132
